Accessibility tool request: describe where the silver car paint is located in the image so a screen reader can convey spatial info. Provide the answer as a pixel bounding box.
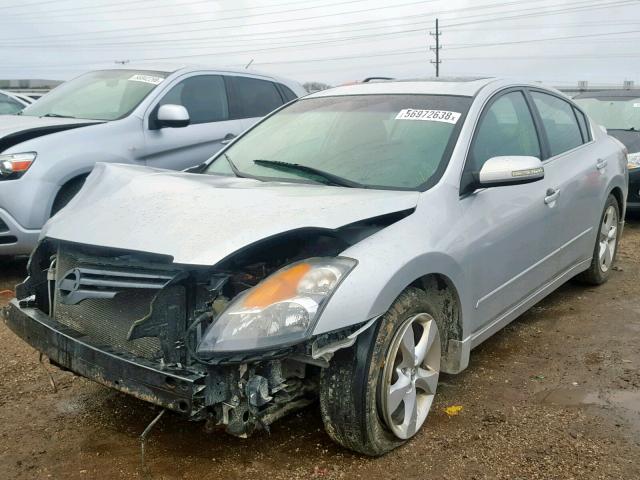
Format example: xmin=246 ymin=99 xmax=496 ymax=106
xmin=0 ymin=66 xmax=306 ymax=255
xmin=37 ymin=78 xmax=627 ymax=374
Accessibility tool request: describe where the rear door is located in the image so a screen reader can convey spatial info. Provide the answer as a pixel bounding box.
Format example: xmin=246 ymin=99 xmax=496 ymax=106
xmin=225 ymin=75 xmax=288 ymax=132
xmin=458 ymin=89 xmax=554 ymax=331
xmin=527 ymin=89 xmax=603 ymax=274
xmin=142 ymin=73 xmax=245 ymax=170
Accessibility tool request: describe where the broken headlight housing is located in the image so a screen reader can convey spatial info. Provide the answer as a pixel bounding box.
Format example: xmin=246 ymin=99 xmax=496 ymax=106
xmin=0 ymin=152 xmax=37 ymax=180
xmin=198 ymin=257 xmax=356 ymax=354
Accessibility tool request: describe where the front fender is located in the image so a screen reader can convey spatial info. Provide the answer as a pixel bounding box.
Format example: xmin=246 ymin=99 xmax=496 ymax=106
xmin=312 ymin=248 xmax=466 ymax=336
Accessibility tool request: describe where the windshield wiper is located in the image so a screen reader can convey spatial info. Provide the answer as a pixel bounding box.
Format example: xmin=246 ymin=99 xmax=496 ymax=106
xmin=608 ymin=127 xmax=637 ymax=132
xmin=41 ymin=113 xmax=77 ymax=119
xmin=253 ymin=159 xmax=363 ymax=188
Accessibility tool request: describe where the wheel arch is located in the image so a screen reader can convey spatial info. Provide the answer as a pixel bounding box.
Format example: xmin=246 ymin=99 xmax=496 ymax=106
xmin=609 ymin=185 xmax=625 ymax=218
xmin=50 ymin=171 xmax=91 ymax=217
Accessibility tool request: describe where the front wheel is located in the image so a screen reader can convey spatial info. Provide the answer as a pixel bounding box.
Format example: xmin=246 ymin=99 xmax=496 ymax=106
xmin=576 ymin=194 xmax=620 ymax=285
xmin=319 ymin=288 xmax=441 ymax=456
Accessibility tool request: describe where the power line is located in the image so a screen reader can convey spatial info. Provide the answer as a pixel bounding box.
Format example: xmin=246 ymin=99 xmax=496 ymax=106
xmin=446 ymin=28 xmax=640 ymax=49
xmin=0 ymin=0 xmax=74 ymax=11
xmin=0 ymin=0 xmax=361 ymax=22
xmin=0 ymin=0 xmax=624 ymax=49
xmin=0 ymin=0 xmax=437 ymax=41
xmin=443 ymin=0 xmax=636 ymax=27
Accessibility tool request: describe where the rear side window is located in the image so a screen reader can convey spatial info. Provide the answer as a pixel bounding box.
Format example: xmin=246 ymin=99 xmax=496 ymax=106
xmin=469 ymin=91 xmax=541 ymax=173
xmin=159 ymin=75 xmax=229 ymax=124
xmin=530 ymin=91 xmax=584 ymax=157
xmin=278 ymin=84 xmax=298 ymax=102
xmin=228 ymin=76 xmax=284 ymax=119
xmin=574 ymin=107 xmax=591 ymax=142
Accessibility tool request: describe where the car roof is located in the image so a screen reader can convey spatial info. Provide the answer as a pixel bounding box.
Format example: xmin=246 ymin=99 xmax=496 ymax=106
xmin=574 ymin=89 xmax=640 ymax=99
xmin=307 ymin=77 xmax=498 ymax=98
xmin=88 ymin=64 xmax=304 ymax=92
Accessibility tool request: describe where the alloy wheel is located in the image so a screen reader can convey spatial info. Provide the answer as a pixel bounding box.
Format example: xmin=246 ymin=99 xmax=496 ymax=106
xmin=380 ymin=313 xmax=441 ymax=440
xmin=599 ymin=205 xmax=618 ymax=273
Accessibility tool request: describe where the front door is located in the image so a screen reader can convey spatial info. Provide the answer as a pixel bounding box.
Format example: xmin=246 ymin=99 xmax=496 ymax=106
xmin=141 ymin=74 xmax=244 ymax=171
xmin=457 ymin=89 xmax=555 ymax=332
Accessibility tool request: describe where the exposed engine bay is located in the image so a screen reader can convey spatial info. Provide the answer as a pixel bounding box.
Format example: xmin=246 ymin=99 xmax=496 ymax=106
xmin=10 ymin=212 xmax=409 ymax=437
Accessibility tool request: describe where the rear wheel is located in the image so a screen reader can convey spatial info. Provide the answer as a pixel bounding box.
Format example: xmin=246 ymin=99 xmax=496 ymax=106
xmin=576 ymin=194 xmax=620 ymax=285
xmin=319 ymin=288 xmax=441 ymax=456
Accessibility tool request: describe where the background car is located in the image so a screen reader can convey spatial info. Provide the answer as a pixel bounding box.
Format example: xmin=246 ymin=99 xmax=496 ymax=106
xmin=0 ymin=65 xmax=306 ymax=255
xmin=5 ymin=78 xmax=627 ymax=456
xmin=574 ymin=89 xmax=640 ymax=212
xmin=0 ymin=89 xmax=29 ymax=115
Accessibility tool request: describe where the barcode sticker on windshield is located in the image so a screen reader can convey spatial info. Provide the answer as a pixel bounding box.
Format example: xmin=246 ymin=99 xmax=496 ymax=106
xmin=128 ymin=74 xmax=164 ymax=85
xmin=634 ymin=103 xmax=640 ymax=108
xmin=396 ymin=109 xmax=461 ymax=124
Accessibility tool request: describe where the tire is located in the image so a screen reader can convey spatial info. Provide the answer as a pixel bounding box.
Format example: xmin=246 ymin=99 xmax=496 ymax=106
xmin=51 ymin=176 xmax=86 ymax=216
xmin=575 ymin=194 xmax=620 ymax=285
xmin=319 ymin=287 xmax=442 ymax=456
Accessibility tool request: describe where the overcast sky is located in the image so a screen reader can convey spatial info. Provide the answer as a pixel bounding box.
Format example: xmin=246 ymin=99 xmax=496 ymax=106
xmin=0 ymin=0 xmax=639 ymax=86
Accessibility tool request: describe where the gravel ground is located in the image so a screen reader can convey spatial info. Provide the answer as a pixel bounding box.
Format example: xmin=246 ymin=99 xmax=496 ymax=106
xmin=0 ymin=218 xmax=639 ymax=480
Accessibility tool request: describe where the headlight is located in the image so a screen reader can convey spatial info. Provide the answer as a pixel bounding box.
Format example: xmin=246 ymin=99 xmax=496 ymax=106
xmin=197 ymin=257 xmax=356 ymax=354
xmin=0 ymin=152 xmax=37 ymax=179
xmin=628 ymin=152 xmax=640 ymax=170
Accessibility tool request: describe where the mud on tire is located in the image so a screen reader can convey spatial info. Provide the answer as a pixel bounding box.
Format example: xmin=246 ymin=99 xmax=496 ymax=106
xmin=319 ymin=287 xmax=442 ymax=456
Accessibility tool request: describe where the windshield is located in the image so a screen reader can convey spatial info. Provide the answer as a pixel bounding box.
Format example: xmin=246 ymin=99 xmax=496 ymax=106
xmin=21 ymin=69 xmax=168 ymax=121
xmin=204 ymin=94 xmax=471 ymax=190
xmin=574 ymin=96 xmax=640 ymax=131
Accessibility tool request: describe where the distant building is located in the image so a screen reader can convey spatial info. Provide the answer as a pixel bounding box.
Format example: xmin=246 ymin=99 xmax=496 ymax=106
xmin=0 ymin=78 xmax=62 ymax=96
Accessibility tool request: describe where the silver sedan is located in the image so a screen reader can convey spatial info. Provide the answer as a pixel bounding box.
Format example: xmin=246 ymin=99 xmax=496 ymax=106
xmin=5 ymin=77 xmax=627 ymax=456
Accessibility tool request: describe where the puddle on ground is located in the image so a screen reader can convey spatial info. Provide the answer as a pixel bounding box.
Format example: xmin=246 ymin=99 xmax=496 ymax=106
xmin=536 ymin=388 xmax=607 ymax=407
xmin=607 ymin=390 xmax=640 ymax=414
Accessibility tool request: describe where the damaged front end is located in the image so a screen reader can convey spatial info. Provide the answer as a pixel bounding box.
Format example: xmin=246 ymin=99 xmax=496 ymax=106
xmin=4 ymin=218 xmax=402 ymax=436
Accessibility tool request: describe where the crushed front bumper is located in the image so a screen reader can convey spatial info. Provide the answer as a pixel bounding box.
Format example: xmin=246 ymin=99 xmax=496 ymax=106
xmin=3 ymin=299 xmax=206 ymax=416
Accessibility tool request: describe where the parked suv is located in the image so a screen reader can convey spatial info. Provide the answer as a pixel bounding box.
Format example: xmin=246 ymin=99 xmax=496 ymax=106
xmin=4 ymin=78 xmax=626 ymax=456
xmin=0 ymin=66 xmax=305 ymax=255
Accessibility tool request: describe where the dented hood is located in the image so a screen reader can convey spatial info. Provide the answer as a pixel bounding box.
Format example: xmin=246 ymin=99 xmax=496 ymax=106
xmin=0 ymin=114 xmax=100 ymax=152
xmin=43 ymin=163 xmax=420 ymax=266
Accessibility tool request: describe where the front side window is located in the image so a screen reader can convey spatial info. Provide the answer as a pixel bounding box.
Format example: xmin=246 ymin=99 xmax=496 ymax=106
xmin=21 ymin=69 xmax=168 ymax=121
xmin=574 ymin=95 xmax=640 ymax=132
xmin=469 ymin=91 xmax=541 ymax=174
xmin=0 ymin=93 xmax=24 ymax=115
xmin=205 ymin=94 xmax=471 ymax=190
xmin=158 ymin=75 xmax=229 ymax=124
xmin=531 ymin=91 xmax=584 ymax=157
xmin=229 ymin=76 xmax=284 ymax=119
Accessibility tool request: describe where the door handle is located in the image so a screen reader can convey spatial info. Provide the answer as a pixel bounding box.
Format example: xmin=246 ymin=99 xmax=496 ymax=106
xmin=220 ymin=133 xmax=236 ymax=145
xmin=544 ymin=188 xmax=560 ymax=205
xmin=596 ymin=158 xmax=608 ymax=170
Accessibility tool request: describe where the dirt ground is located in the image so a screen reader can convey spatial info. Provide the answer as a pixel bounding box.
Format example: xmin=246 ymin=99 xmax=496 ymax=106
xmin=1 ymin=219 xmax=639 ymax=480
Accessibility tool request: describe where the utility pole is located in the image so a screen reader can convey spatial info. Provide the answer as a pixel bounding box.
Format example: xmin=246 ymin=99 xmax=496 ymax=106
xmin=429 ymin=18 xmax=441 ymax=77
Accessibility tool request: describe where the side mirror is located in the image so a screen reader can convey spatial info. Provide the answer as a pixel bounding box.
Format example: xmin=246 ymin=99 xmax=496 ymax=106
xmin=476 ymin=156 xmax=544 ymax=188
xmin=156 ymin=104 xmax=190 ymax=128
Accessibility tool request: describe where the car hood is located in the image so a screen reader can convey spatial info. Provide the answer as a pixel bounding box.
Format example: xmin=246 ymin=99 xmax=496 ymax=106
xmin=43 ymin=163 xmax=420 ymax=266
xmin=0 ymin=114 xmax=101 ymax=152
